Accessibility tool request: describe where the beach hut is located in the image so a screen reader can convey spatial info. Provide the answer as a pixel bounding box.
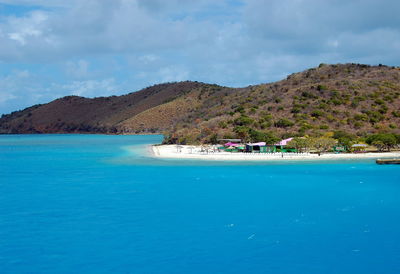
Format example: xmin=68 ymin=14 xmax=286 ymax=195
xmin=246 ymin=142 xmax=266 ymax=153
xmin=333 ymin=145 xmax=347 ymax=153
xmin=245 ymin=142 xmax=276 ymax=153
xmin=274 ymin=138 xmax=296 ymax=152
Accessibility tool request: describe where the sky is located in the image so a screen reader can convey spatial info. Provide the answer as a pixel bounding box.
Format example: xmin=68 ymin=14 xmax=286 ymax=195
xmin=0 ymin=0 xmax=399 ymax=114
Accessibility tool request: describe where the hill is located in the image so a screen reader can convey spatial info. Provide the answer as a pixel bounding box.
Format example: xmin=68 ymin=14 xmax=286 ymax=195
xmin=0 ymin=81 xmax=207 ymax=134
xmin=1 ymin=63 xmax=400 ymax=144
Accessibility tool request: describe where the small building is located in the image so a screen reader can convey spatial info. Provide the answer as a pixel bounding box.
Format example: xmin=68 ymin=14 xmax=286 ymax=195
xmin=274 ymin=138 xmax=297 ymax=152
xmin=246 ymin=142 xmax=277 ymax=153
xmin=333 ymin=145 xmax=347 ymax=153
xmin=246 ymin=142 xmax=265 ymax=153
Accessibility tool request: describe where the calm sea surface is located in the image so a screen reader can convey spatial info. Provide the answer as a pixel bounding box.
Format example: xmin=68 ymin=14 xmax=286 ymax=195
xmin=0 ymin=134 xmax=399 ymax=273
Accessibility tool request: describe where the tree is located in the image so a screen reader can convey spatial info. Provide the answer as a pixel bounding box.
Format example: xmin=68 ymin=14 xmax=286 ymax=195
xmin=366 ymin=133 xmax=397 ymax=151
xmin=234 ymin=126 xmax=250 ymax=142
xmin=208 ymin=133 xmax=218 ymax=144
xmin=371 ymin=140 xmax=385 ymax=152
xmin=248 ymin=129 xmax=264 ymax=143
xmin=333 ymin=130 xmax=356 ymax=150
xmin=287 ymin=137 xmax=311 ymax=153
xmin=311 ymin=137 xmax=337 ymax=153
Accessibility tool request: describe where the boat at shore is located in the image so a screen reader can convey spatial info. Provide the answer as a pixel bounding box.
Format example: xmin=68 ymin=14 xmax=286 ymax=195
xmin=376 ymin=159 xmax=400 ymax=165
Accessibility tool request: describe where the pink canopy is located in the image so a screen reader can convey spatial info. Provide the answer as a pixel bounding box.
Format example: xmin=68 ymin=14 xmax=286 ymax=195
xmin=248 ymin=142 xmax=266 ymax=146
xmin=224 ymin=142 xmax=239 ymax=147
xmin=275 ymin=138 xmax=293 ymax=146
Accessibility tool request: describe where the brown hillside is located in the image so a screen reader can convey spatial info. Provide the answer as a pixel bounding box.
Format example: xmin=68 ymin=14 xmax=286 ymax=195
xmin=0 ymin=81 xmax=207 ymax=134
xmin=1 ymin=64 xmax=399 ymax=142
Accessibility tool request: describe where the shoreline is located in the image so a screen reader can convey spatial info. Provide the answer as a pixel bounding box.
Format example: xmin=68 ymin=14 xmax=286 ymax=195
xmin=151 ymin=145 xmax=400 ymax=162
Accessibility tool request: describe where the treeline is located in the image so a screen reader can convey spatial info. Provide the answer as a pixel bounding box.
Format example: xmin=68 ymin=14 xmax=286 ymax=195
xmin=288 ymin=132 xmax=400 ymax=153
xmin=164 ymin=130 xmax=400 ymax=152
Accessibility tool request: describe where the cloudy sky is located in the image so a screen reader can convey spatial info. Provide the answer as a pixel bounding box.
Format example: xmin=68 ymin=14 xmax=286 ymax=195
xmin=0 ymin=0 xmax=399 ymax=114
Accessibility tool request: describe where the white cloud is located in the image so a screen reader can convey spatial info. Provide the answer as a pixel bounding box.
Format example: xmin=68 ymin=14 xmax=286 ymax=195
xmin=65 ymin=60 xmax=90 ymax=79
xmin=158 ymin=66 xmax=189 ymax=83
xmin=7 ymin=11 xmax=47 ymax=45
xmin=1 ymin=0 xmax=400 ymax=114
xmin=59 ymin=78 xmax=117 ymax=97
xmin=139 ymin=54 xmax=159 ymax=64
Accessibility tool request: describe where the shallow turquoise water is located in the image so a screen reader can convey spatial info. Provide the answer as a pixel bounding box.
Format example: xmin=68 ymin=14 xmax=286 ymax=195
xmin=0 ymin=134 xmax=400 ymax=273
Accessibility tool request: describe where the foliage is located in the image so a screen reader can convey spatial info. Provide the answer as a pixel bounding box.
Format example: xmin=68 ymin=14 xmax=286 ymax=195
xmin=333 ymin=131 xmax=356 ymax=148
xmin=274 ymin=118 xmax=295 ymax=128
xmin=234 ymin=115 xmax=254 ymax=126
xmin=311 ymin=110 xmax=325 ymax=118
xmin=366 ymin=133 xmax=398 ymax=151
xmin=287 ymin=137 xmax=311 ymax=153
xmin=310 ymin=137 xmax=337 ymax=152
xmin=233 ymin=126 xmax=250 ymax=142
xmin=208 ymin=133 xmax=218 ymax=144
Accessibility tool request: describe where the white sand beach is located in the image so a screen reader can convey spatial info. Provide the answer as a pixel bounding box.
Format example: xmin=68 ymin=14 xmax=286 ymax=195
xmin=151 ymin=145 xmax=400 ymax=161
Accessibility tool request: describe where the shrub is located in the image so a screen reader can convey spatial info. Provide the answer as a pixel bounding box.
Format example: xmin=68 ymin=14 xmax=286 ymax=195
xmin=392 ymin=111 xmax=400 ymax=117
xmin=354 ymin=121 xmax=364 ymax=129
xmin=378 ymin=105 xmax=388 ymax=114
xmin=350 ymin=100 xmax=359 ymax=108
xmin=234 ymin=115 xmax=254 ymax=126
xmin=319 ymin=125 xmax=329 ymax=130
xmin=275 ymin=118 xmax=295 ymax=128
xmin=311 ymin=110 xmax=325 ymax=118
xmin=301 ymin=91 xmax=318 ymax=99
xmin=235 ymin=105 xmax=245 ymax=114
xmin=354 ymin=114 xmax=368 ymax=121
xmin=291 ymin=107 xmax=301 ymax=113
xmin=259 ymin=121 xmax=272 ymax=129
xmin=330 ymin=98 xmax=343 ymax=106
xmin=218 ymin=121 xmax=227 ymax=129
xmin=366 ymin=110 xmax=384 ymax=123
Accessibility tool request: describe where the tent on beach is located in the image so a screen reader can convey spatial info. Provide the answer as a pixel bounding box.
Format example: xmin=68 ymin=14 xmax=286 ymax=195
xmin=351 ymin=144 xmax=367 ymax=152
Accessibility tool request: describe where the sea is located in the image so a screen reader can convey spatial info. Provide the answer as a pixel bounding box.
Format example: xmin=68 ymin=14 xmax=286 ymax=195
xmin=0 ymin=134 xmax=399 ymax=274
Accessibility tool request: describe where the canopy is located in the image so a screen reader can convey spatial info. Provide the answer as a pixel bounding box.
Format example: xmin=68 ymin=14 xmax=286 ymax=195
xmin=224 ymin=142 xmax=239 ymax=147
xmin=352 ymin=144 xmax=367 ymax=147
xmin=247 ymin=142 xmax=266 ymax=146
xmin=275 ymin=138 xmax=293 ymax=146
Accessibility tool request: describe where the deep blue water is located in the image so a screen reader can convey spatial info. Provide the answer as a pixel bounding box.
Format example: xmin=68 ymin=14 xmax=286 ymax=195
xmin=1 ymin=134 xmax=400 ymax=274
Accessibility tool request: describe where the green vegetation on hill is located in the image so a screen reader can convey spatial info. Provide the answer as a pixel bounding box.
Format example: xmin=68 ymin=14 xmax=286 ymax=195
xmin=1 ymin=63 xmax=400 ymax=145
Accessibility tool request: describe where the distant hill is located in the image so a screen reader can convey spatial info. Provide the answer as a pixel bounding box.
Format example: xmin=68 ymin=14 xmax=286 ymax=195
xmin=0 ymin=81 xmax=206 ymax=134
xmin=1 ymin=63 xmax=400 ymax=144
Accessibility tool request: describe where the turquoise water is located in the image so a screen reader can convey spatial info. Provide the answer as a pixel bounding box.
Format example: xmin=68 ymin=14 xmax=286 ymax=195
xmin=1 ymin=134 xmax=400 ymax=273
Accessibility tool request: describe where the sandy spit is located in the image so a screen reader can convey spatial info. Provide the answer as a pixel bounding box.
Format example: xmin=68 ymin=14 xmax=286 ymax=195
xmin=150 ymin=145 xmax=400 ymax=161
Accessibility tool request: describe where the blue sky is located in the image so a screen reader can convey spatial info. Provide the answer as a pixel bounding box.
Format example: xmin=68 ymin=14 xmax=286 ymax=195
xmin=0 ymin=0 xmax=399 ymax=114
